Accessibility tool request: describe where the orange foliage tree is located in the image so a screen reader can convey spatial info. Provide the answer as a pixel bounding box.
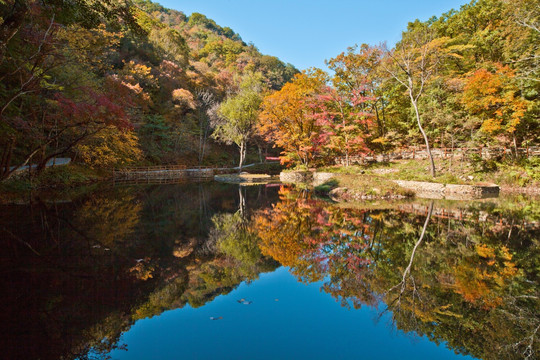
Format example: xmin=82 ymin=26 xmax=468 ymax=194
xmin=258 ymin=69 xmax=328 ymax=167
xmin=462 ymin=64 xmax=528 ymax=151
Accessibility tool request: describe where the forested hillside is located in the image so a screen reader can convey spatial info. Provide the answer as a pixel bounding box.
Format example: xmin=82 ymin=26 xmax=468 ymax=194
xmin=0 ymin=0 xmax=297 ymax=180
xmin=0 ymin=0 xmax=538 ymax=183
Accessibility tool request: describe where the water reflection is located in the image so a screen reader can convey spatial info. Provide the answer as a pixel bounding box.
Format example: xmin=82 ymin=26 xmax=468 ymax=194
xmin=253 ymin=188 xmax=539 ymax=360
xmin=0 ymin=184 xmax=538 ymax=360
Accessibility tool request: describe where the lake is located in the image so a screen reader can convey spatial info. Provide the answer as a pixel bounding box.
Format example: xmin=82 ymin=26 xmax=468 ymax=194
xmin=0 ymin=182 xmax=538 ymax=360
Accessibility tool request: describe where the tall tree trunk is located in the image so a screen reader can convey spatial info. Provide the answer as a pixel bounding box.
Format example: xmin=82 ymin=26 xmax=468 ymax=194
xmin=198 ymin=128 xmax=203 ymax=165
xmin=238 ymin=140 xmax=246 ymax=171
xmin=411 ymin=97 xmax=436 ymax=177
xmin=449 ymin=133 xmax=455 ymax=171
xmin=0 ymin=136 xmax=16 ymax=179
xmin=381 ymin=99 xmax=387 ymax=136
xmin=374 ymin=103 xmax=383 ymax=137
xmin=198 ymin=120 xmax=209 ymax=165
xmin=512 ymin=134 xmax=519 ymax=160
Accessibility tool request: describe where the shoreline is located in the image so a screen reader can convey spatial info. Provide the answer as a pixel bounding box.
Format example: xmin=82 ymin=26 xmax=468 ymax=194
xmin=1 ymin=164 xmax=539 ymax=203
xmin=280 ymin=170 xmax=540 ymax=201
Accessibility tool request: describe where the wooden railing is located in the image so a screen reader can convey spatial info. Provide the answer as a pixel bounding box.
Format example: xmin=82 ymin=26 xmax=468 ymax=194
xmin=112 ymin=164 xmax=227 ymax=182
xmin=114 ymin=164 xmax=186 ymax=172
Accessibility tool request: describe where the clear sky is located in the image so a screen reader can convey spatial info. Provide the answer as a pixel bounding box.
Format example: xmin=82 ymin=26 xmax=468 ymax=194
xmin=157 ymin=0 xmax=470 ymax=71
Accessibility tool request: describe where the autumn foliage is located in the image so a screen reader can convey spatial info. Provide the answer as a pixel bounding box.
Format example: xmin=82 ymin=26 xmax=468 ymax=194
xmin=462 ymin=64 xmax=528 ymax=146
xmin=258 ymin=70 xmax=328 ymax=167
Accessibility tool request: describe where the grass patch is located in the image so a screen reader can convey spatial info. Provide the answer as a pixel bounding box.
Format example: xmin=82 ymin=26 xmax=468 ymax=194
xmin=321 ymin=157 xmax=540 ymax=188
xmin=317 ymin=165 xmax=366 ymax=174
xmin=336 ymin=174 xmax=414 ymax=197
xmin=314 ymin=179 xmax=339 ymax=195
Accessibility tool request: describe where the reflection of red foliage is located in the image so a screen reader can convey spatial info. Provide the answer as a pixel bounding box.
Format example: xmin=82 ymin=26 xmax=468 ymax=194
xmin=255 ymin=192 xmax=378 ymax=307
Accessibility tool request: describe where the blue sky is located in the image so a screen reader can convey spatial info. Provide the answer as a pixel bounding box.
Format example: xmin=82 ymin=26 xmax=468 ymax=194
xmin=157 ymin=0 xmax=470 ymax=71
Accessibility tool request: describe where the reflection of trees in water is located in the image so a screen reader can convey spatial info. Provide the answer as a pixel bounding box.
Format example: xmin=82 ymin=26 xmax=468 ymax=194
xmin=0 ymin=183 xmax=280 ymax=360
xmin=72 ymin=188 xmax=142 ymax=249
xmin=253 ymin=189 xmax=539 ymax=360
xmin=386 ymin=200 xmax=434 ymax=312
xmin=1 ymin=184 xmax=537 ymax=360
xmin=182 ymin=186 xmax=279 ymax=309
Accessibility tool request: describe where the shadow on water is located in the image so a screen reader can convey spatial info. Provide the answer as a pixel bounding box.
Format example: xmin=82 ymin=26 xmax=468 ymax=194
xmin=0 ymin=182 xmax=280 ymax=360
xmin=0 ymin=183 xmax=538 ymax=360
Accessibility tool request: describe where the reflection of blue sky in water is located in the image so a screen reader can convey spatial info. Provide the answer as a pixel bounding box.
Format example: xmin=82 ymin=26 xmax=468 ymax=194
xmin=108 ymin=267 xmax=475 ymax=360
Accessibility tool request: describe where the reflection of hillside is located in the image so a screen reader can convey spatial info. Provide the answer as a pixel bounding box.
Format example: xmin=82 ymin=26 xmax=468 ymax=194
xmin=254 ymin=189 xmax=540 ymax=360
xmin=0 ymin=182 xmax=279 ymax=360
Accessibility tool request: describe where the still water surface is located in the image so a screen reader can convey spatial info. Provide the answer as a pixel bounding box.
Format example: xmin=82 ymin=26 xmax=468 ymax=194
xmin=106 ymin=267 xmax=472 ymax=360
xmin=0 ymin=182 xmax=538 ymax=360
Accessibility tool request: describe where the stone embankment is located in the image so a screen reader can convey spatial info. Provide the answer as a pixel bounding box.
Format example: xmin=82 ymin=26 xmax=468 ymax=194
xmin=215 ymin=173 xmax=273 ymax=184
xmin=280 ymin=171 xmax=338 ymax=185
xmin=500 ymin=186 xmax=540 ymax=196
xmin=392 ymin=180 xmax=499 ymax=200
xmin=328 ymin=187 xmax=411 ymax=202
xmin=279 ymin=171 xmax=313 ymax=183
xmin=280 ymin=171 xmax=501 ymax=200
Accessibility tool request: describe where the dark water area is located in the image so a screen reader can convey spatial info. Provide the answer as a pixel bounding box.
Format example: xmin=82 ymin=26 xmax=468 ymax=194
xmin=0 ymin=182 xmax=538 ymax=360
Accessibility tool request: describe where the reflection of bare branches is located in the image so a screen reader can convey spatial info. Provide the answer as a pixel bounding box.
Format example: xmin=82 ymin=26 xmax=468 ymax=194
xmin=500 ymin=294 xmax=540 ymax=359
xmin=387 ymin=200 xmax=434 ymax=306
xmin=522 ymin=324 xmax=540 ymax=360
xmin=2 ymin=226 xmax=41 ymax=255
xmin=238 ymin=186 xmax=246 ymax=216
xmin=506 ymin=322 xmax=540 ymax=360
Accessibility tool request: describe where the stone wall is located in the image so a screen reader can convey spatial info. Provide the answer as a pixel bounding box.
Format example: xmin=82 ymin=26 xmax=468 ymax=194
xmin=335 ymin=146 xmax=540 ymax=166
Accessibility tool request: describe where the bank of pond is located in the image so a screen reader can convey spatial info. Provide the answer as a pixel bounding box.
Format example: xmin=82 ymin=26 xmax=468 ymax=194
xmin=0 ymin=181 xmax=538 ymax=359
